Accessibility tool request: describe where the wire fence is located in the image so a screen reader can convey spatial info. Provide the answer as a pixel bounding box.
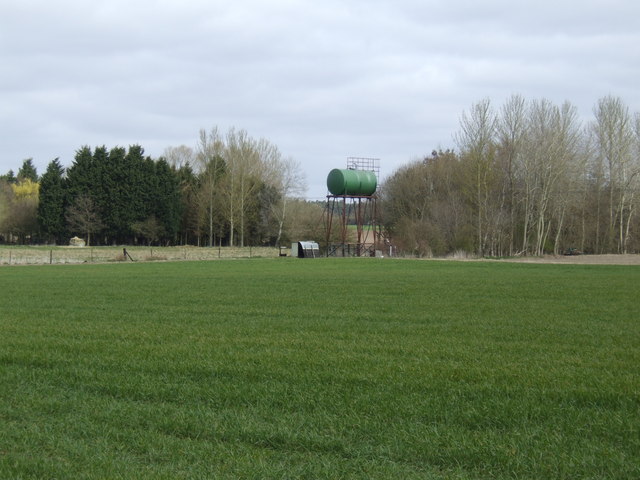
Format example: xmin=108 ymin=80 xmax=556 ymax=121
xmin=0 ymin=246 xmax=281 ymax=266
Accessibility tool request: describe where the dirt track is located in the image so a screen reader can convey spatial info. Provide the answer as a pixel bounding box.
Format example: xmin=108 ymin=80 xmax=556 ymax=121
xmin=488 ymin=254 xmax=640 ymax=266
xmin=1 ymin=246 xmax=638 ymax=266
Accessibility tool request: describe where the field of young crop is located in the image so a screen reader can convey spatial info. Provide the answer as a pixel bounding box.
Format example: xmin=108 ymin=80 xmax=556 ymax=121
xmin=1 ymin=258 xmax=638 ymax=479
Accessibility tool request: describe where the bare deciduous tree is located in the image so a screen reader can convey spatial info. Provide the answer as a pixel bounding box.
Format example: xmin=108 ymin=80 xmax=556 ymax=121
xmin=270 ymin=156 xmax=307 ymax=246
xmin=497 ymin=94 xmax=527 ymax=255
xmin=66 ymin=194 xmax=103 ymax=246
xmin=196 ymin=128 xmax=225 ymax=247
xmin=456 ymin=98 xmax=498 ymax=256
xmin=163 ymin=145 xmax=195 ymax=170
xmin=132 ymin=216 xmax=165 ymax=246
xmin=591 ymin=96 xmax=637 ymax=253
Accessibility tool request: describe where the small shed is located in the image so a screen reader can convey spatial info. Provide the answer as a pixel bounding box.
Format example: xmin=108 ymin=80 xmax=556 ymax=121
xmin=291 ymin=241 xmax=320 ymax=258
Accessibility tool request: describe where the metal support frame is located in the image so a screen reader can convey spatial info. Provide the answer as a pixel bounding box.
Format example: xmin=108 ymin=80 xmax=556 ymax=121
xmin=325 ymin=194 xmax=378 ymax=257
xmin=324 ymin=157 xmax=381 ymax=257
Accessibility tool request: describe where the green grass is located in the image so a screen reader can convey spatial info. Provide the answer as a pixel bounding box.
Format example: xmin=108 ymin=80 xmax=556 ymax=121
xmin=1 ymin=258 xmax=638 ymax=479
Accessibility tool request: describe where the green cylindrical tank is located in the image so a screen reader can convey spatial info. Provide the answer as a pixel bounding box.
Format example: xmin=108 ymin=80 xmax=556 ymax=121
xmin=326 ymin=169 xmax=377 ymax=196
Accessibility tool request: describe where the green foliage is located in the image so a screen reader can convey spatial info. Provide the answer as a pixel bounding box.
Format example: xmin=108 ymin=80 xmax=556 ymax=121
xmin=152 ymin=159 xmax=182 ymax=242
xmin=246 ymin=181 xmax=281 ymax=245
xmin=0 ymin=180 xmax=9 ymax=238
xmin=65 ymin=145 xmax=105 ymax=238
xmin=37 ymin=159 xmax=66 ymax=243
xmin=175 ymin=163 xmax=202 ymax=244
xmin=62 ymin=145 xmax=183 ymax=245
xmin=101 ymin=145 xmax=135 ymax=240
xmin=65 ymin=194 xmax=103 ymax=246
xmin=0 ymin=178 xmax=39 ymax=243
xmin=4 ymin=126 xmax=307 ymax=247
xmin=0 ymin=169 xmax=16 ymax=184
xmin=66 ymin=146 xmax=97 ymax=196
xmin=1 ymin=259 xmax=638 ymax=478
xmin=17 ymin=158 xmax=38 ymax=182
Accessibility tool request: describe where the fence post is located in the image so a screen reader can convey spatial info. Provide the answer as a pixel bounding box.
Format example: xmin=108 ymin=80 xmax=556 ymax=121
xmin=50 ymin=250 xmax=53 ymax=265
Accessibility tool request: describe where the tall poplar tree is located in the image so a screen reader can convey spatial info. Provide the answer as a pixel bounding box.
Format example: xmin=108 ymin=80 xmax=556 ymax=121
xmin=455 ymin=98 xmax=498 ymax=256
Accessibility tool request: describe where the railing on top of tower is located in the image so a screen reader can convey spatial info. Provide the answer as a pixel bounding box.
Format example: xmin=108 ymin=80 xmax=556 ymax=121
xmin=346 ymin=157 xmax=380 ymax=183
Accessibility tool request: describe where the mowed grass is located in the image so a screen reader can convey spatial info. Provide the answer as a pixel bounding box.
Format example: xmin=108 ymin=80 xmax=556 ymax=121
xmin=0 ymin=259 xmax=638 ymax=479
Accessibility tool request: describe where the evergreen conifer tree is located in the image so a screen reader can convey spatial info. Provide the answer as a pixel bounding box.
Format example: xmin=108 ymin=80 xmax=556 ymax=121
xmin=17 ymin=159 xmax=38 ymax=182
xmin=37 ymin=159 xmax=66 ymax=244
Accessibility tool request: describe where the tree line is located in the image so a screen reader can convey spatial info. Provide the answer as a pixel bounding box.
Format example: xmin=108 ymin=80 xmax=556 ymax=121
xmin=3 ymin=96 xmax=639 ymax=255
xmin=381 ymin=95 xmax=640 ymax=256
xmin=0 ymin=127 xmax=313 ymax=247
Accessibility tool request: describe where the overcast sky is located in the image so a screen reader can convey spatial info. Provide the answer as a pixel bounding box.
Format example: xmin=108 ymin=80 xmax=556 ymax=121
xmin=2 ymin=0 xmax=639 ymax=198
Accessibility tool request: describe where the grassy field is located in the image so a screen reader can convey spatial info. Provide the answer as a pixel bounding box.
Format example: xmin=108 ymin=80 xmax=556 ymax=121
xmin=0 ymin=258 xmax=638 ymax=479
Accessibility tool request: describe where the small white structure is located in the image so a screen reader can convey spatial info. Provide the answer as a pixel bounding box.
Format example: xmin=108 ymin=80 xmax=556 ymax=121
xmin=69 ymin=236 xmax=86 ymax=247
xmin=291 ymin=241 xmax=320 ymax=258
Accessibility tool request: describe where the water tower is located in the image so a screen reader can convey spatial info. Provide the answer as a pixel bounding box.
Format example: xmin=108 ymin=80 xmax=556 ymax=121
xmin=324 ymin=157 xmax=380 ymax=257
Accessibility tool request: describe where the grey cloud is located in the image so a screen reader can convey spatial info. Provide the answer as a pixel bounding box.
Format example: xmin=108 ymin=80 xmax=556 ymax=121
xmin=1 ymin=1 xmax=639 ymax=196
